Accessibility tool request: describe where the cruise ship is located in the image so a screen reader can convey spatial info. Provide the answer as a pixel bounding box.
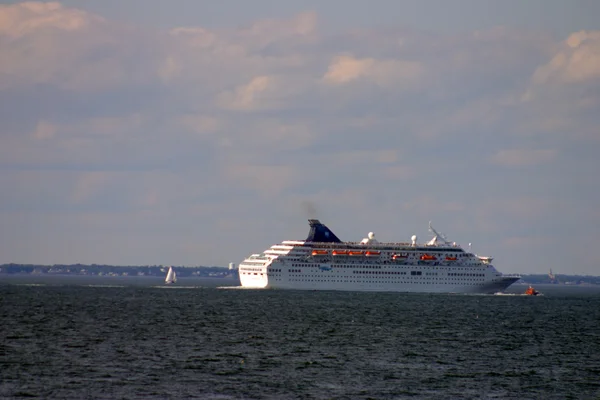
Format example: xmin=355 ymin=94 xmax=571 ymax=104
xmin=238 ymin=219 xmax=519 ymax=294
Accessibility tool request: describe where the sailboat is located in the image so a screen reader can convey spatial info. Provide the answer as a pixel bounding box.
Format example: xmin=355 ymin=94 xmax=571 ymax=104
xmin=165 ymin=266 xmax=177 ymax=284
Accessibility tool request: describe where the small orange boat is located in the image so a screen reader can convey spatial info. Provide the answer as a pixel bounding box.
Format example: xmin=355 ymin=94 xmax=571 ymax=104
xmin=312 ymin=250 xmax=328 ymax=256
xmin=420 ymin=254 xmax=437 ymax=261
xmin=524 ymin=286 xmax=540 ymax=296
xmin=365 ymin=251 xmax=381 ymax=256
xmin=445 ymin=256 xmax=457 ymax=261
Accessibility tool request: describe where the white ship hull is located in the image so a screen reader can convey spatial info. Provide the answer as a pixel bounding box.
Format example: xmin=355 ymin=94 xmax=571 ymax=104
xmin=239 ymin=264 xmax=518 ymax=294
xmin=238 ymin=220 xmax=519 ymax=295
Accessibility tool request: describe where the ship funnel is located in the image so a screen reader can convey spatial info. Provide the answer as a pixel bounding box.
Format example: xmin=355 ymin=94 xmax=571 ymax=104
xmin=305 ymin=219 xmax=342 ymax=243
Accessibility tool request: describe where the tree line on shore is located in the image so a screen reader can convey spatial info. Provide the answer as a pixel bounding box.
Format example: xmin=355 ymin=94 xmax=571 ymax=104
xmin=0 ymin=263 xmax=234 ymax=278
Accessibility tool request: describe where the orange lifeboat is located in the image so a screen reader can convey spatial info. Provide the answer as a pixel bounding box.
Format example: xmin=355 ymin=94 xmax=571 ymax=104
xmin=393 ymin=253 xmax=408 ymax=260
xmin=365 ymin=250 xmax=381 ymax=256
xmin=445 ymin=256 xmax=457 ymax=261
xmin=348 ymin=251 xmax=364 ymax=256
xmin=312 ymin=250 xmax=328 ymax=256
xmin=420 ymin=254 xmax=437 ymax=261
xmin=332 ymin=250 xmax=348 ymax=256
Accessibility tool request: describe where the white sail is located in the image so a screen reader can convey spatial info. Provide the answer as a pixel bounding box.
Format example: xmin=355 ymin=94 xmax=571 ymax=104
xmin=165 ymin=266 xmax=176 ymax=284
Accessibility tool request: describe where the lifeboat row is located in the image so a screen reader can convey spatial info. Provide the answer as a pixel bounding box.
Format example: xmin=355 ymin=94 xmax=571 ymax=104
xmin=313 ymin=250 xmax=460 ymax=261
xmin=312 ymin=250 xmax=381 ymax=256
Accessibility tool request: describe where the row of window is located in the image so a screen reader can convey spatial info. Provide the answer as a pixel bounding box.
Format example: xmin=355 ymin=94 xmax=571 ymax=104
xmin=352 ymin=271 xmax=408 ymax=275
xmin=287 ymin=263 xmax=484 ymax=270
xmin=284 ymin=279 xmax=484 ymax=285
xmin=243 ymin=272 xmax=486 ymax=283
xmin=282 ymin=269 xmax=475 ymax=276
xmin=291 ymin=263 xmax=383 ymax=268
xmin=265 ymin=269 xmax=484 ymax=276
xmin=270 ymin=273 xmax=483 ymax=281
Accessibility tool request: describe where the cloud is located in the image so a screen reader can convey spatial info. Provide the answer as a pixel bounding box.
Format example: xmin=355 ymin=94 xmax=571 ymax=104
xmin=0 ymin=2 xmax=96 ymax=38
xmin=533 ymin=31 xmax=600 ymax=85
xmin=240 ymin=11 xmax=318 ymax=38
xmin=491 ymin=149 xmax=557 ymax=167
xmin=217 ymin=75 xmax=273 ymax=111
xmin=323 ymin=54 xmax=422 ymax=86
xmin=161 ymin=12 xmax=319 ymax=93
xmin=0 ymin=2 xmax=599 ymax=273
xmin=521 ymin=31 xmax=600 ymax=143
xmin=0 ymin=2 xmax=161 ymax=91
xmin=177 ymin=115 xmax=220 ymax=136
xmin=32 ymin=120 xmax=58 ymax=140
xmin=323 ymin=55 xmax=374 ymax=84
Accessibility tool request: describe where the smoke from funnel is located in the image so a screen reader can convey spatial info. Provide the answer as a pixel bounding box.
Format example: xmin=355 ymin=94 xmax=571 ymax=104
xmin=301 ymin=200 xmax=318 ymax=219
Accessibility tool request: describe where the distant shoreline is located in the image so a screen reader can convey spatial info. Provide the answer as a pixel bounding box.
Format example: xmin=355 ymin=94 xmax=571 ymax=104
xmin=0 ymin=263 xmax=237 ymax=279
xmin=1 ymin=263 xmax=598 ymax=286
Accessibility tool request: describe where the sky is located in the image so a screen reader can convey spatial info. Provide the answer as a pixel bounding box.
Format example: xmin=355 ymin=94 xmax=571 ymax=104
xmin=0 ymin=1 xmax=599 ymax=275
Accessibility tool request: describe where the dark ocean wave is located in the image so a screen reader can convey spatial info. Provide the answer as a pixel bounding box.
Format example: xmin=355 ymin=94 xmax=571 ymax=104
xmin=1 ymin=281 xmax=599 ymax=399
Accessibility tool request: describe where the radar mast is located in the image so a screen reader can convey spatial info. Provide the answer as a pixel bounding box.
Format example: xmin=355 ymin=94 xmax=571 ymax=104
xmin=428 ymin=222 xmax=452 ymax=245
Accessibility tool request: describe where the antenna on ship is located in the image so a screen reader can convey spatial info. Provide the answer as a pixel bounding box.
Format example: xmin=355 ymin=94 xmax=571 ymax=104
xmin=429 ymin=221 xmax=452 ymax=245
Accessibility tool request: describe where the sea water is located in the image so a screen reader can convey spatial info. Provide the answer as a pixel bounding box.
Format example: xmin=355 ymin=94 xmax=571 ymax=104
xmin=1 ymin=278 xmax=599 ymax=399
